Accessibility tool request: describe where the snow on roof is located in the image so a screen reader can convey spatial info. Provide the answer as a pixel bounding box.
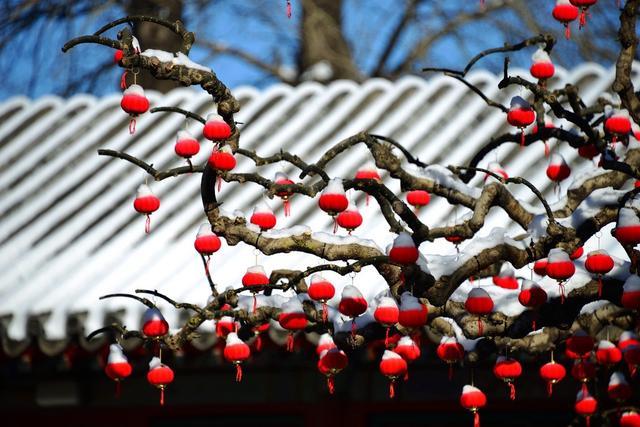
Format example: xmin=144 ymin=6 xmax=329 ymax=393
xmin=0 ymin=63 xmax=638 ymax=352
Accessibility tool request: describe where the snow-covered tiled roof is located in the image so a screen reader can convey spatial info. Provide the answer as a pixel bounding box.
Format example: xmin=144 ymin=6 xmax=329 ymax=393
xmin=0 ymin=63 xmax=638 ymax=354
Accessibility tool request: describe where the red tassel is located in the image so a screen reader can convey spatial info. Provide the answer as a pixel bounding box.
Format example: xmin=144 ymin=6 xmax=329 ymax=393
xmin=565 ymin=24 xmax=571 ymax=40
xmin=327 ymin=376 xmax=335 ymax=394
xmin=283 ymin=199 xmax=290 ymax=217
xmin=286 ymin=0 xmax=292 ymax=18
xmin=579 ymin=9 xmax=586 ymax=28
xmin=629 ymin=363 xmax=637 ymax=377
xmin=532 ymin=318 xmax=536 ymax=331
xmin=216 ymin=176 xmax=222 ymax=192
xmin=544 ymin=141 xmax=550 ymax=157
xmin=389 ymin=380 xmax=395 ymax=399
xmin=322 ymin=302 xmax=328 ymax=323
xmin=585 ymin=416 xmax=590 ymax=427
xmin=129 ymin=118 xmax=136 ymax=134
xmin=385 ymin=327 xmax=390 ymax=348
xmin=598 ymin=276 xmax=602 ymax=297
xmin=120 ymin=71 xmax=128 ymax=90
xmin=115 ymin=380 xmax=122 ymax=399
xmin=404 ymin=370 xmax=409 ymax=381
xmin=159 ymin=387 xmax=165 ymax=406
xmin=365 ymin=193 xmax=370 ymax=207
xmin=235 ymin=363 xmax=243 ymax=382
xmin=546 ymin=382 xmax=553 ymax=397
xmin=508 ymin=382 xmax=516 ymax=400
xmin=287 ymin=333 xmax=294 ymax=352
xmin=252 ymin=294 xmax=257 ymax=313
xmin=145 ymin=214 xmax=151 ymax=234
xmin=474 ymin=412 xmax=481 ymax=427
xmin=448 ymin=363 xmax=454 ymax=381
xmin=559 ymin=282 xmax=565 ymax=304
xmin=477 ymin=317 xmax=483 ymax=336
xmin=255 ymin=334 xmax=262 ymax=351
xmin=520 ymin=129 xmax=525 ymax=148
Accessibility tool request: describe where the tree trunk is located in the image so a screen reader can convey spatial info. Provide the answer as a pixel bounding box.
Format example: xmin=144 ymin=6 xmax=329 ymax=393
xmin=299 ymin=0 xmax=361 ymax=82
xmin=124 ymin=0 xmax=184 ymax=92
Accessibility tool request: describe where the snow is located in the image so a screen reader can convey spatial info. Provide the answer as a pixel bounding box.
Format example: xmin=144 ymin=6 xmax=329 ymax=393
xmin=324 ymin=178 xmax=346 ymax=195
xmin=311 ymin=231 xmax=381 ymax=251
xmin=397 ymin=335 xmax=417 ymax=347
xmin=196 ymin=223 xmax=213 ymax=237
xmin=177 ymin=129 xmax=196 ymax=142
xmin=609 ymin=371 xmax=627 ymax=386
xmin=245 ymin=265 xmax=267 ymax=275
xmin=400 ymin=292 xmax=422 ymax=310
xmin=598 ymin=340 xmax=616 ymax=349
xmin=510 ymin=96 xmax=530 ymax=109
xmin=123 ymin=84 xmax=146 ymax=97
xmin=226 ymin=332 xmax=244 ymax=345
xmin=618 ymin=207 xmax=639 ymax=227
xmin=300 ymin=60 xmax=333 ymax=81
xmin=358 ymin=162 xmax=377 ymax=173
xmin=149 ymin=356 xmax=162 ymax=369
xmin=140 ymin=49 xmax=212 ymax=73
xmin=136 ymin=184 xmax=154 ymax=197
xmin=393 ymin=232 xmax=415 ymax=248
xmin=462 ymin=385 xmax=482 ymax=394
xmin=532 ymin=49 xmax=552 ymax=64
xmin=496 ymin=263 xmax=515 ymax=278
xmin=341 ymin=284 xmax=364 ymax=299
xmin=548 ymin=248 xmax=570 ymax=263
xmin=263 ymin=225 xmax=312 ymax=239
xmin=382 ymin=349 xmax=402 ymax=360
xmin=568 ymin=167 xmax=610 ymax=190
xmin=624 ymin=275 xmax=640 ymax=292
xmin=318 ymin=333 xmax=335 ymax=347
xmin=439 ymin=317 xmax=482 ymax=350
xmin=107 ymin=344 xmax=128 ymax=364
xmin=376 ymin=296 xmax=397 ymax=309
xmin=548 ymin=153 xmax=568 ymax=167
xmin=253 ymin=200 xmax=274 ymax=214
xmin=409 ymin=164 xmax=482 ymax=199
xmin=580 ymin=300 xmax=610 ymax=315
xmin=281 ymin=296 xmax=304 ymax=313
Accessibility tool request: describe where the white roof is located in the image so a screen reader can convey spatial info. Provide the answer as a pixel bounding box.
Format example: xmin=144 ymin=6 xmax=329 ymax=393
xmin=0 ymin=63 xmax=638 ymax=348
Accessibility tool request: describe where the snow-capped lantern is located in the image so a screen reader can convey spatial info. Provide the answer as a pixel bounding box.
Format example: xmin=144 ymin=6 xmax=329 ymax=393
xmin=530 ymin=49 xmax=555 ymax=81
xmin=174 ymin=129 xmax=200 ymax=160
xmin=614 ymin=207 xmax=640 ymax=245
xmin=394 ymin=335 xmax=421 ymax=364
xmin=622 ymin=275 xmax=640 ymax=310
xmin=374 ymin=296 xmax=399 ymax=346
xmin=596 ymin=340 xmax=622 ymax=366
xmin=318 ymin=347 xmax=348 ymax=394
xmin=566 ymin=330 xmax=594 ymax=360
xmin=388 ymin=232 xmax=419 ymax=265
xmin=319 ymin=178 xmax=349 ymax=232
xmin=278 ymin=297 xmax=308 ymax=351
xmin=574 ymin=390 xmax=597 ymax=427
xmin=540 ymin=358 xmax=566 ymax=396
xmin=585 ymin=250 xmax=614 ymax=297
xmin=546 ymin=153 xmax=571 ymax=183
xmin=507 ymin=96 xmax=536 ymax=147
xmin=605 ymin=109 xmax=632 ymax=143
xmin=493 ymin=264 xmax=518 ymax=290
xmin=621 ymin=412 xmax=640 ymax=427
xmin=552 ymin=0 xmax=579 ymax=39
xmin=215 ymin=304 xmax=237 ymax=338
xmin=518 ymin=279 xmax=547 ymax=330
xmin=194 ymin=224 xmax=221 ymax=276
xmin=308 ymin=274 xmax=335 ymax=322
xmin=437 ymin=336 xmax=465 ymax=380
xmin=406 ymin=190 xmax=431 ymax=212
xmin=619 ymin=331 xmax=640 ymax=351
xmin=104 ymin=344 xmax=132 ymax=397
xmin=354 ymin=163 xmax=381 ymax=206
xmin=339 ymin=285 xmax=368 ymax=339
xmin=608 ymin=371 xmax=632 ymax=402
xmin=460 ymin=385 xmax=487 ymax=427
xmin=484 ymin=161 xmax=509 ymax=182
xmin=203 ymin=113 xmax=231 ymax=141
xmin=146 ymin=357 xmax=174 ymax=406
xmin=120 ymin=84 xmax=149 ymax=134
xmin=133 ymin=184 xmax=160 ymax=234
xmin=493 ymin=356 xmax=522 ymax=400
xmin=223 ymin=332 xmax=251 ymax=382
xmin=533 ymin=258 xmax=548 ymax=276
xmin=208 ymin=145 xmax=236 ymax=191
xmin=546 ymin=248 xmax=575 ymax=303
xmin=336 ymin=203 xmax=363 ymax=234
xmin=398 ymin=292 xmax=428 ymax=329
xmin=141 ymin=307 xmax=169 ymax=338
xmin=465 ymin=288 xmax=493 ymax=336
xmin=569 ymin=0 xmax=597 ymax=28
xmin=274 ymin=172 xmax=294 ymax=216
xmin=242 ymin=265 xmax=269 ymax=311
xmin=250 ymin=201 xmax=277 ymax=231
xmin=316 ymin=333 xmax=337 ymax=356
xmin=379 ymin=350 xmax=407 ymax=399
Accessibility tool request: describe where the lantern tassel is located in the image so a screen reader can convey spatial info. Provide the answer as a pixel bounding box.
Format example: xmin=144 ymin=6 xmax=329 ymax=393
xmin=520 ymin=129 xmax=525 ymax=148
xmin=579 ymin=9 xmax=587 ymax=28
xmin=365 ymin=193 xmax=370 ymax=207
xmin=598 ymin=276 xmax=603 ymax=297
xmin=508 ymin=382 xmax=516 ymax=400
xmin=474 ymin=411 xmax=481 ymax=427
xmin=252 ymin=294 xmax=257 ymax=313
xmin=217 ymin=176 xmax=222 ymax=192
xmin=333 ymin=217 xmax=338 ymax=234
xmin=322 ymin=302 xmax=328 ymax=323
xmin=351 ymin=319 xmax=357 ymax=341
xmin=389 ymin=380 xmax=395 ymax=399
xmin=327 ymin=376 xmax=335 ymax=394
xmin=581 ymin=382 xmax=588 ymax=395
xmin=159 ymin=386 xmax=165 ymax=406
xmin=235 ymin=363 xmax=243 ymax=382
xmin=404 ymin=370 xmax=409 ymax=381
xmin=565 ymin=24 xmax=571 ymax=40
xmin=255 ymin=333 xmax=262 ymax=351
xmin=546 ymin=381 xmax=553 ymax=397
xmin=120 ymin=71 xmax=128 ymax=90
xmin=385 ymin=327 xmax=390 ymax=348
xmin=287 ymin=333 xmax=294 ymax=352
xmin=544 ymin=141 xmax=550 ymax=157
xmin=145 ymin=214 xmax=151 ymax=234
xmin=283 ymin=199 xmax=291 ymax=217
xmin=129 ymin=118 xmax=136 ymax=134
xmin=448 ymin=363 xmax=454 ymax=381
xmin=204 ymin=255 xmax=210 ymax=277
xmin=477 ymin=317 xmax=483 ymax=336
xmin=585 ymin=416 xmax=590 ymax=427
xmin=286 ymin=0 xmax=292 ymax=18
xmin=559 ymin=282 xmax=565 ymax=304
xmin=115 ymin=380 xmax=122 ymax=399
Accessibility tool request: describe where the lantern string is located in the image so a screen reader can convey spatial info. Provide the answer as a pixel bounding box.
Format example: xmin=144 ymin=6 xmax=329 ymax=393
xmin=508 ymin=382 xmax=516 ymax=400
xmin=255 ymin=333 xmax=262 ymax=351
xmin=322 ymin=302 xmax=328 ymax=323
xmin=389 ymin=380 xmax=395 ymax=399
xmin=286 ymin=333 xmax=294 ymax=352
xmin=120 ymin=71 xmax=128 ymax=90
xmin=159 ymin=387 xmax=165 ymax=406
xmin=327 ymin=376 xmax=335 ymax=394
xmin=546 ymin=381 xmax=553 ymax=397
xmin=474 ymin=412 xmax=480 ymax=427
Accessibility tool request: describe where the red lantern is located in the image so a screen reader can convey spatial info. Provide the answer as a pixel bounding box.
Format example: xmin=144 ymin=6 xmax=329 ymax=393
xmin=596 ymin=340 xmax=622 ymax=366
xmin=540 ymin=359 xmax=566 ymax=396
xmin=547 ymin=248 xmax=574 ymax=303
xmin=608 ymin=371 xmax=632 ymax=401
xmin=388 ymin=232 xmax=419 ymax=265
xmin=203 ymin=113 xmax=231 ymax=141
xmin=398 ymin=292 xmax=428 ymax=329
xmin=507 ymin=96 xmax=536 ymax=147
xmin=493 ymin=356 xmax=522 ymax=400
xmin=379 ymin=350 xmax=407 ymax=399
xmin=552 ymin=0 xmax=579 ymax=39
xmin=208 ymin=145 xmax=236 ymax=191
xmin=585 ymin=250 xmax=614 ymax=297
xmin=318 ymin=347 xmax=348 ymax=394
xmin=215 ymin=316 xmax=237 ymax=339
xmin=194 ymin=224 xmax=221 ymax=256
xmin=530 ymin=49 xmax=555 ymax=81
xmin=566 ymin=330 xmax=594 ymax=360
xmin=492 ymin=264 xmax=518 ymax=290
xmin=308 ymin=274 xmax=335 ymax=323
xmin=174 ymin=129 xmax=200 ymax=159
xmin=394 ymin=336 xmax=421 ymax=363
xmin=319 ymin=178 xmax=349 ymax=216
xmin=374 ymin=296 xmax=399 ymax=347
xmin=278 ymin=297 xmax=308 ymax=351
xmin=336 ymin=203 xmax=363 ymax=234
xmin=146 ymin=357 xmax=174 ymax=406
xmin=605 ymin=109 xmax=632 ymax=143
xmin=406 ymin=190 xmax=431 ymax=212
xmin=120 ymin=84 xmax=150 ymax=134
xmin=465 ymin=288 xmax=493 ymax=336
xmin=460 ymin=385 xmax=487 ymax=427
xmin=574 ymin=390 xmax=597 ymax=427
xmin=437 ymin=336 xmax=465 ymax=380
xmin=621 ymin=412 xmax=640 ymax=427
xmin=615 ymin=207 xmax=640 ymax=245
xmin=141 ymin=307 xmax=169 ymax=338
xmin=546 ymin=153 xmax=571 ymax=183
xmin=518 ymin=279 xmax=547 ymax=330
xmin=622 ymin=275 xmax=640 ymax=310
xmin=484 ymin=161 xmax=509 ymax=182
xmin=619 ymin=331 xmax=640 ymax=351
xmin=339 ymin=285 xmax=368 ymax=339
xmin=354 ymin=163 xmax=381 ymax=206
xmin=274 ymin=172 xmax=294 ymax=216
xmin=242 ymin=265 xmax=269 ymax=288
xmin=250 ymin=201 xmax=277 ymax=231
xmin=533 ymin=258 xmax=548 ymax=276
xmin=104 ymin=344 xmax=132 ymax=398
xmin=223 ymin=332 xmax=251 ymax=382
xmin=316 ymin=333 xmax=337 ymax=356
xmin=133 ymin=184 xmax=160 ymax=234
